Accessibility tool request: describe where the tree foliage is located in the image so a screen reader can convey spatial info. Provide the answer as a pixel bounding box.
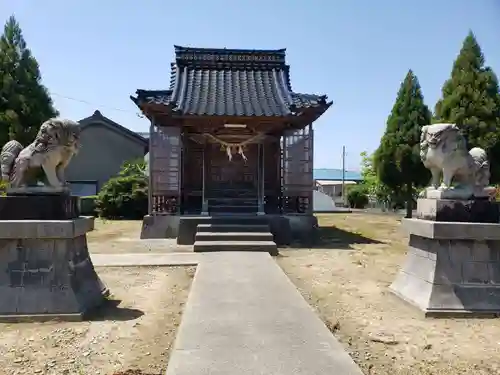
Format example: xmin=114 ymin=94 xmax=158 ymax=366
xmin=359 ymin=151 xmax=390 ymax=205
xmin=434 ymin=31 xmax=500 ymax=182
xmin=119 ymin=158 xmax=147 ymax=177
xmin=0 ymin=15 xmax=58 ymax=146
xmin=346 ymin=185 xmax=369 ymax=209
xmin=374 ymin=70 xmax=432 ymax=217
xmin=95 ymin=159 xmax=148 ymax=219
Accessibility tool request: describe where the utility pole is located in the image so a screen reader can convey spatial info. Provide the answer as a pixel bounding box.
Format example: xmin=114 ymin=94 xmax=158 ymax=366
xmin=341 ymin=145 xmax=346 ymax=207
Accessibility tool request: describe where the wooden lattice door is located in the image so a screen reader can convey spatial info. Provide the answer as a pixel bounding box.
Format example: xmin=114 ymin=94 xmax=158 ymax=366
xmin=150 ymin=126 xmax=182 ymax=214
xmin=281 ymin=126 xmax=313 ymax=213
xmin=207 ymin=143 xmax=258 ymax=198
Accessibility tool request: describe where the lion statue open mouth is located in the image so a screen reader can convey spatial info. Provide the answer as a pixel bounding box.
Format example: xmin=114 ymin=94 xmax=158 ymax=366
xmin=0 ymin=118 xmax=81 ymax=189
xmin=419 ymin=123 xmax=492 ymax=199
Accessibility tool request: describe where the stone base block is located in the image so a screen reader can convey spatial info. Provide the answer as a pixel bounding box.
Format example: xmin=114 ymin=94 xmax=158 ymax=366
xmin=141 ymin=214 xmax=180 ymax=239
xmin=140 ymin=213 xmax=317 ymax=246
xmin=422 ymin=186 xmax=495 ymax=200
xmin=0 ymin=217 xmax=108 ymax=321
xmin=417 ymin=198 xmax=499 ymax=223
xmin=7 ymin=186 xmax=71 ymax=195
xmin=390 ymin=218 xmax=500 ymax=317
xmin=0 ymin=193 xmax=80 ymax=220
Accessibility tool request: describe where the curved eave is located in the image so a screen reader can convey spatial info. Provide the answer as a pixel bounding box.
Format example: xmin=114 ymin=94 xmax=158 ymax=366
xmin=289 ymin=100 xmax=333 ymax=124
xmin=130 ymin=93 xmax=176 ymax=116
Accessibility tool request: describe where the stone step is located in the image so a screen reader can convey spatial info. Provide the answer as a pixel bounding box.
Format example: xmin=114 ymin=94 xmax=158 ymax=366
xmin=208 ymin=197 xmax=258 ymax=204
xmin=193 ymin=241 xmax=278 ymax=256
xmin=197 ymin=224 xmax=270 ymax=233
xmin=209 ymin=205 xmax=258 ymax=214
xmin=195 ymin=232 xmax=274 ymax=242
xmin=208 ymin=216 xmax=269 ymax=225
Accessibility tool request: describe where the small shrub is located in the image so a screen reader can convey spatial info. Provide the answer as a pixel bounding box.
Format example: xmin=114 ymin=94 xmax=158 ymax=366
xmin=0 ymin=180 xmax=7 ymax=196
xmin=95 ymin=158 xmax=149 ymax=219
xmin=347 ymin=185 xmax=369 ymax=209
xmin=95 ymin=175 xmax=147 ymax=219
xmin=80 ymin=195 xmax=97 ymax=216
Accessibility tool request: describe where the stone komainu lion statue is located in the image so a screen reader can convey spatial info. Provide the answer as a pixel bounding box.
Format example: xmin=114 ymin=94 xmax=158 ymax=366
xmin=0 ymin=118 xmax=81 ymax=188
xmin=419 ymin=123 xmax=490 ymax=194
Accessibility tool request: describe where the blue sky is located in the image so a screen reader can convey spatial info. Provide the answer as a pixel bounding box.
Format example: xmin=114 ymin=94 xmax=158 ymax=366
xmin=1 ymin=1 xmax=499 ymax=170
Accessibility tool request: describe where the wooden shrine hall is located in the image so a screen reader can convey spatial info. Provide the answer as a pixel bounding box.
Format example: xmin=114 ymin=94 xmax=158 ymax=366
xmin=131 ymin=46 xmax=331 ymax=245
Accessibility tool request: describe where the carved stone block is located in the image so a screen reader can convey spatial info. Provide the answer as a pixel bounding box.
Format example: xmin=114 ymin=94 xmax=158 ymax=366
xmin=0 ymin=193 xmax=80 ymax=220
xmin=417 ymin=198 xmax=500 ymax=223
xmin=0 ymin=217 xmax=107 ymax=321
xmin=390 ymin=218 xmax=500 ymax=316
xmin=423 ymin=186 xmax=495 ymax=200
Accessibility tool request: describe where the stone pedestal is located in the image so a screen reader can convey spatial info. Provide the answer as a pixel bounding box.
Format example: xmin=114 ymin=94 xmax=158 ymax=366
xmin=0 ymin=217 xmax=108 ymax=321
xmin=416 ymin=198 xmax=499 ymax=223
xmin=390 ymin=218 xmax=500 ymax=317
xmin=0 ymin=194 xmax=79 ymax=220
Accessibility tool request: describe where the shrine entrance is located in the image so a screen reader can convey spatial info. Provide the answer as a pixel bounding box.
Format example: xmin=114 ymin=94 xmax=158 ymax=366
xmin=207 ymin=143 xmax=258 ymax=198
xmin=206 ymin=143 xmax=260 ymax=214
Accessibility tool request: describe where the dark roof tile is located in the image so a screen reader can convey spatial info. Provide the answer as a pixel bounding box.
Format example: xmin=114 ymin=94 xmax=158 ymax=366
xmin=132 ymin=46 xmax=332 ymax=118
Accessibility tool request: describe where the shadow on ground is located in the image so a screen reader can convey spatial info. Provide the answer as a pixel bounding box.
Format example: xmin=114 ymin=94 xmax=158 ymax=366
xmin=112 ymin=371 xmax=160 ymax=375
xmin=283 ymin=225 xmax=385 ymax=250
xmin=86 ymin=299 xmax=144 ymax=322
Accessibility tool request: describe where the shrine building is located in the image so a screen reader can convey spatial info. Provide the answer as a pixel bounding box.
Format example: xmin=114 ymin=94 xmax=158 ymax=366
xmin=131 ymin=46 xmax=331 ymax=246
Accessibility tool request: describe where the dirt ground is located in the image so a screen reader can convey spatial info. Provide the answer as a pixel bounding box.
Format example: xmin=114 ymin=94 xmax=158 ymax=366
xmin=87 ymin=220 xmax=192 ymax=254
xmin=0 ymin=266 xmax=195 ymax=375
xmin=278 ymin=213 xmax=500 ymax=375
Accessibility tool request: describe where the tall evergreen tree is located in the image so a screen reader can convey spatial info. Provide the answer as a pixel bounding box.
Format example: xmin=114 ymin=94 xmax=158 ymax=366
xmin=434 ymin=31 xmax=500 ymax=180
xmin=374 ymin=70 xmax=431 ymax=218
xmin=0 ymin=15 xmax=58 ymax=146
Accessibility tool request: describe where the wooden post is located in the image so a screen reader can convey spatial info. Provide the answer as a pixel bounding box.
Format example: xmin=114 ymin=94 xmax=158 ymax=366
xmin=201 ymin=142 xmax=208 ymax=215
xmin=309 ymin=123 xmax=314 ymax=214
xmin=178 ymin=131 xmax=182 ymax=215
xmin=257 ymin=143 xmax=264 ymax=215
xmin=148 ymin=116 xmax=154 ymax=215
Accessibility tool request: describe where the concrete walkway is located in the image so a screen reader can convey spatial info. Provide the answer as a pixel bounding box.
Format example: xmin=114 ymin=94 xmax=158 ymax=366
xmin=166 ymin=252 xmax=363 ymax=375
xmin=92 ymin=252 xmax=201 ymax=267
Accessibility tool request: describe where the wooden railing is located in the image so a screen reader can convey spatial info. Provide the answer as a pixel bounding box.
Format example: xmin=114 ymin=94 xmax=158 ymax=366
xmin=152 ymin=195 xmax=179 ymax=214
xmin=281 ymin=195 xmax=311 ymax=214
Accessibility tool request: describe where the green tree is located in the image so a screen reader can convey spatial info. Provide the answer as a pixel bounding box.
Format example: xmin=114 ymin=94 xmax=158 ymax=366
xmin=434 ymin=31 xmax=500 ymax=181
xmin=359 ymin=151 xmax=391 ymax=207
xmin=0 ymin=15 xmax=58 ymax=146
xmin=374 ymin=70 xmax=431 ymax=218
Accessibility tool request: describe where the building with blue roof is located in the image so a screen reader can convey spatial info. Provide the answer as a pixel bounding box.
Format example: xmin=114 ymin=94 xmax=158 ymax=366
xmin=313 ymin=168 xmax=362 ymax=181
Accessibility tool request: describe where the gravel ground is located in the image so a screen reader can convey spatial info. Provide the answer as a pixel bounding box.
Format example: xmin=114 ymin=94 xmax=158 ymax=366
xmin=87 ymin=220 xmax=193 ymax=254
xmin=279 ymin=213 xmax=500 ymax=375
xmin=0 ymin=266 xmax=195 ymax=375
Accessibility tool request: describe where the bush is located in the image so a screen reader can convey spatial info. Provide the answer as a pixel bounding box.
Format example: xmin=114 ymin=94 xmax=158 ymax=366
xmin=80 ymin=195 xmax=97 ymax=216
xmin=95 ymin=159 xmax=148 ymax=219
xmin=347 ymin=185 xmax=369 ymax=209
xmin=95 ymin=175 xmax=148 ymax=219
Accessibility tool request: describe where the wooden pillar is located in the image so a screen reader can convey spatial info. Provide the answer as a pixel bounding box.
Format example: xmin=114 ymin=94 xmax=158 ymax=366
xmin=257 ymin=143 xmax=264 ymax=215
xmin=279 ymin=135 xmax=284 ymax=214
xmin=201 ymin=142 xmax=208 ymax=215
xmin=308 ymin=123 xmax=314 ymax=214
xmin=148 ymin=116 xmax=154 ymax=215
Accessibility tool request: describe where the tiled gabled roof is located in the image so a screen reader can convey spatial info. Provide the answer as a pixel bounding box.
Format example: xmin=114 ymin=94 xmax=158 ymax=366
xmin=78 ymin=110 xmax=148 ymax=146
xmin=131 ymin=46 xmax=332 ymax=118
